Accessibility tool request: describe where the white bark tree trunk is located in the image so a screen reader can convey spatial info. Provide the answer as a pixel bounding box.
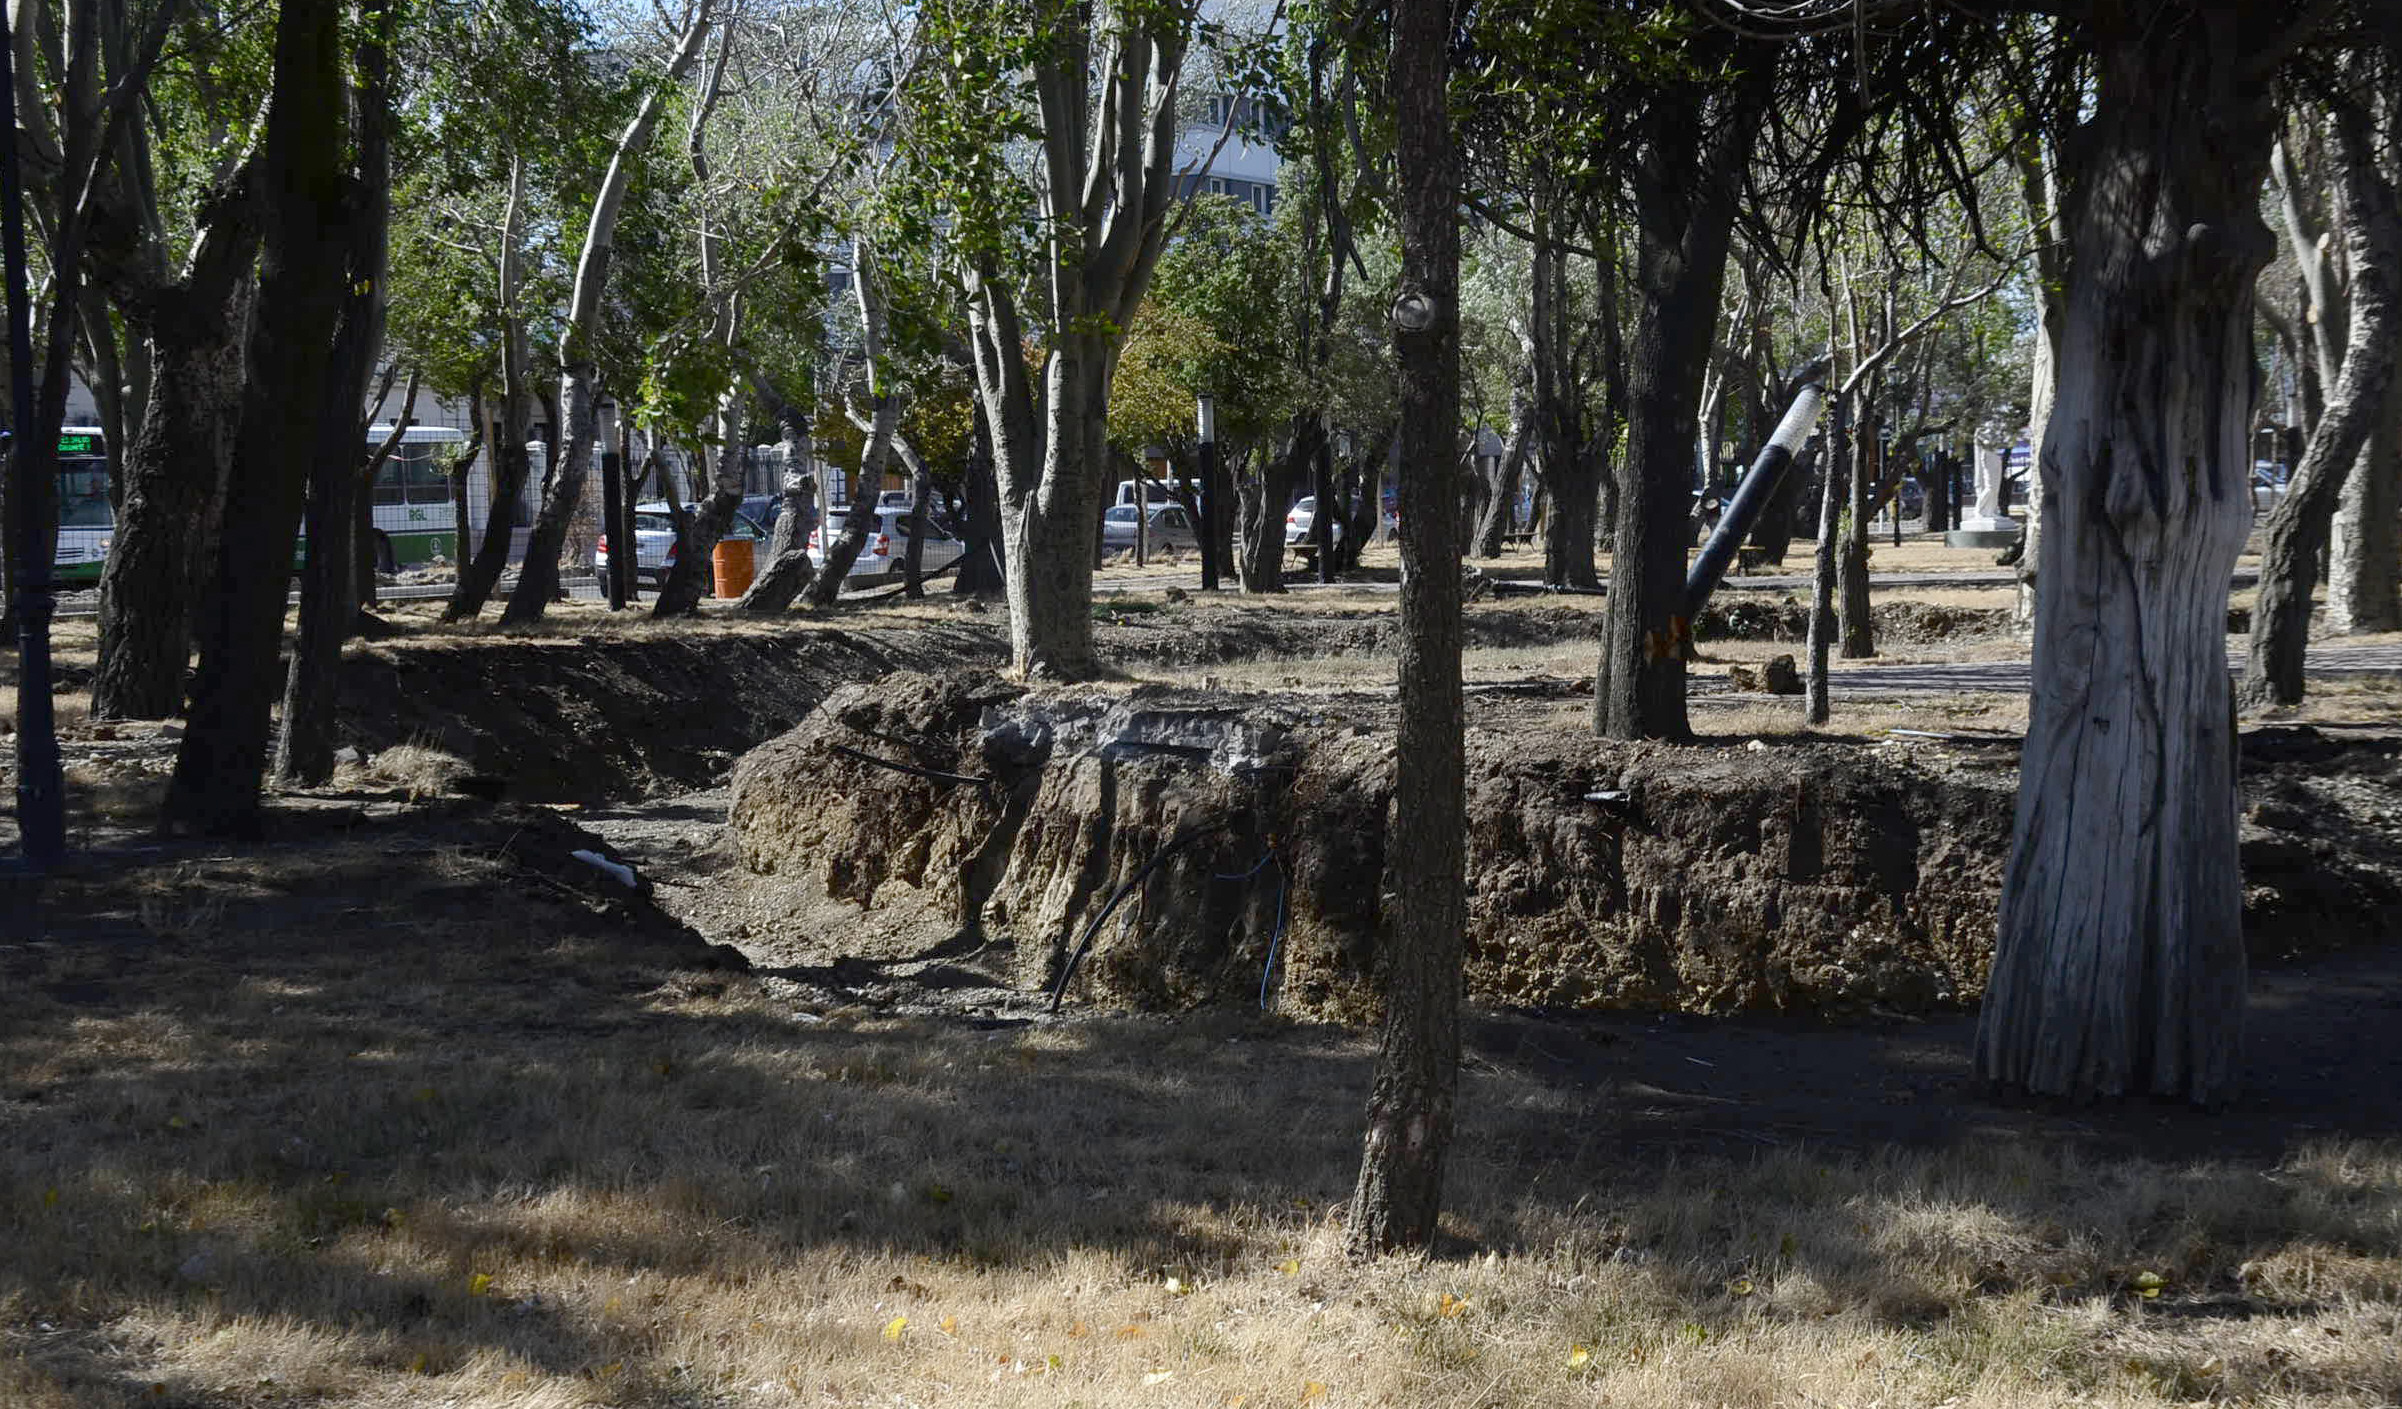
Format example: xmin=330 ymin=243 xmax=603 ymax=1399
xmin=1973 ymin=8 xmax=2281 ymax=1106
xmin=2329 ymin=382 xmax=2402 ymax=633
xmin=501 ymin=2 xmax=715 ymax=625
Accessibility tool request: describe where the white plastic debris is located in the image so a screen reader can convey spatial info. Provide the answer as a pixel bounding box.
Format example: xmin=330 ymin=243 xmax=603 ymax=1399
xmin=568 ymin=849 xmax=638 ymax=888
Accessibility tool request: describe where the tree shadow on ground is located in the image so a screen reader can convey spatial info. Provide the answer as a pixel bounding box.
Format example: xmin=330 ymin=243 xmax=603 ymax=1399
xmin=7 ymin=802 xmax=2401 ymax=1404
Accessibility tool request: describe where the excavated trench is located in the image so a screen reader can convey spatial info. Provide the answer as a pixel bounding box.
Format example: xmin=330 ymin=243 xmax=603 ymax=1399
xmin=321 ymin=602 xmax=2402 ymax=1020
xmin=725 ymin=671 xmax=2402 ymax=1020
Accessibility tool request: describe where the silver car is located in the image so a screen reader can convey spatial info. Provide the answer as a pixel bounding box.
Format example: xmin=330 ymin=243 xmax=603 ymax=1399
xmin=1102 ymin=502 xmax=1199 ymax=551
xmin=595 ymin=502 xmax=766 ymax=590
xmin=809 ymin=506 xmax=969 ymax=578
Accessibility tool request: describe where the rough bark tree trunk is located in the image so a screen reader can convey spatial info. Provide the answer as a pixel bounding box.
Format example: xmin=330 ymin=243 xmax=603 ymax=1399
xmin=278 ymin=0 xmax=396 ymax=785
xmin=1472 ymin=386 xmax=1529 ymax=559
xmin=1838 ymin=415 xmax=1876 ymax=658
xmin=159 ymin=0 xmax=351 ymax=835
xmin=1973 ymin=6 xmax=2281 ymax=1105
xmin=737 ymin=389 xmax=819 ymax=613
xmin=88 ymin=287 xmax=250 ymax=719
xmin=1592 ymin=53 xmax=1765 ymax=741
xmin=1348 ymin=0 xmax=1460 ymax=1259
xmin=2330 ymin=380 xmax=2402 ymax=633
xmin=2241 ymin=87 xmax=2402 ymax=711
xmin=951 ymin=398 xmax=1006 ymax=597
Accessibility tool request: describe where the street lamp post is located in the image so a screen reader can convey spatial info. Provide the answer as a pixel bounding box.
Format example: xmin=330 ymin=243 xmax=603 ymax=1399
xmin=597 ymin=397 xmax=624 ymax=609
xmin=1196 ymin=395 xmax=1219 ymax=592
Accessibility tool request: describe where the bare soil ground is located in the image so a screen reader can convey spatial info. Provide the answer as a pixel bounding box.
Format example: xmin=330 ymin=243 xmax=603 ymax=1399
xmin=4 ymin=557 xmax=2400 ymax=1407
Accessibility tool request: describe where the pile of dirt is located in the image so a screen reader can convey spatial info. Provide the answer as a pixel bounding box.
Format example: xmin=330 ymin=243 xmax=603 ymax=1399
xmin=1695 ymin=597 xmax=2013 ymax=645
xmin=723 ymin=672 xmax=2402 ymax=1022
xmin=1089 ymin=601 xmax=1602 ymax=667
xmin=335 ymin=622 xmax=1004 ymax=801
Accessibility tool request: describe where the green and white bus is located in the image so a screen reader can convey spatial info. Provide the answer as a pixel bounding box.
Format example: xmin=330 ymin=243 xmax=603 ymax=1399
xmin=55 ymin=427 xmax=112 ymax=583
xmin=49 ymin=423 xmax=491 ymax=582
xmin=363 ymin=424 xmax=478 ymax=570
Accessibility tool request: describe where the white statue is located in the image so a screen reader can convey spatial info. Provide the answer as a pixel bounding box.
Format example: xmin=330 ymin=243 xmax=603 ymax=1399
xmin=1965 ymin=439 xmax=2013 ymax=530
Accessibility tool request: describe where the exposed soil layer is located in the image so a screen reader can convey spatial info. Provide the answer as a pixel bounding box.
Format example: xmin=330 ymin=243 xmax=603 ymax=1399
xmin=725 ymin=672 xmax=2402 ymax=1021
xmin=323 ymin=600 xmax=2017 ymax=807
xmin=334 ymin=622 xmax=1006 ymax=801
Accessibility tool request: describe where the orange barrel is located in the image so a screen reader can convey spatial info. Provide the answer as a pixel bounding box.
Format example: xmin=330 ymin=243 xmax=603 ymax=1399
xmin=711 ymin=536 xmax=756 ymax=598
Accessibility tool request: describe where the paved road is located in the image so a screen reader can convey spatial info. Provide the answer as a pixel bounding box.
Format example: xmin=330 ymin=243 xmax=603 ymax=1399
xmin=1819 ymin=642 xmax=2402 ymax=698
xmin=1092 ymin=567 xmax=2263 ymax=597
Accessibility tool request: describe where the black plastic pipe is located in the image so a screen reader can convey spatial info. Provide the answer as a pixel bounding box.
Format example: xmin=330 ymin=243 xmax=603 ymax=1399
xmin=1683 ymin=368 xmax=1829 ymax=620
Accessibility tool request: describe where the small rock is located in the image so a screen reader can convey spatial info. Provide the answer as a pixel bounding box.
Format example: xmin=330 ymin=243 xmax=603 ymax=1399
xmin=1744 ymin=738 xmax=1769 ymax=752
xmin=1727 ymin=663 xmax=1762 ymax=691
xmin=1762 ymin=653 xmax=1803 ymax=695
xmin=962 ymin=598 xmax=988 ymax=614
xmin=1164 ymin=586 xmax=1189 ymax=604
xmin=333 ymin=746 xmax=362 ymax=766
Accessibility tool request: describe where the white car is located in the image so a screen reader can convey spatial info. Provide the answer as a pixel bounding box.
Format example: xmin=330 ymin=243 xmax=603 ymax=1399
xmin=1103 ymin=501 xmax=1199 ymax=551
xmin=1285 ymin=495 xmax=1347 ymax=547
xmin=809 ymin=506 xmax=968 ymax=578
xmin=595 ymin=502 xmax=766 ymax=591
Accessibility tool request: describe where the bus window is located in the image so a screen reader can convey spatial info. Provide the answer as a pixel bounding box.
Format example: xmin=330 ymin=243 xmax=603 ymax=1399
xmin=58 ymin=463 xmax=112 ymax=527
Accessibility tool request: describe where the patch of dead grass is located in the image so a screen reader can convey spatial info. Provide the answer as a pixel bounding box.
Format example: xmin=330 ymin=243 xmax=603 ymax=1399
xmin=6 ymin=837 xmax=2400 ymax=1408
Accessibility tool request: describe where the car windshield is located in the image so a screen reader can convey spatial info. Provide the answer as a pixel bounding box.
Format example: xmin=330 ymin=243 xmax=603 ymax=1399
xmin=635 ymin=513 xmax=675 ymax=534
xmin=1105 ymin=506 xmax=1137 ymax=523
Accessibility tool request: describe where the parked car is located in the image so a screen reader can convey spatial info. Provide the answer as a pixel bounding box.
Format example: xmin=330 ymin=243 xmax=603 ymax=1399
xmin=808 ymin=505 xmax=968 ymax=578
xmin=1285 ymin=494 xmax=1344 ymax=547
xmin=1103 ymin=501 xmax=1199 ymax=552
xmin=595 ymin=502 xmax=767 ymax=591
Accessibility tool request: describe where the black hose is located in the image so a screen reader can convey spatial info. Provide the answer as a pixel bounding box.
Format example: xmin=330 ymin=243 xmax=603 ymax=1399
xmin=1047 ymin=827 xmax=1219 ymax=1013
xmin=828 ymin=743 xmax=994 ymax=794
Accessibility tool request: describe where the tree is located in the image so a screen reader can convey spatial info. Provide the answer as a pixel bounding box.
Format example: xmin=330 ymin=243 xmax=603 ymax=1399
xmin=82 ymin=8 xmax=268 ymax=721
xmin=909 ymin=0 xmax=1204 ymax=675
xmin=1347 ymin=0 xmax=1464 ymax=1257
xmin=1591 ymin=19 xmax=1773 ymax=740
xmin=158 ymin=0 xmax=353 ymax=835
xmin=501 ymin=0 xmax=718 ymax=626
xmin=1972 ymin=2 xmax=2298 ymax=1104
xmin=2243 ymin=64 xmax=2402 ymax=707
xmin=277 ymin=0 xmax=402 ymax=784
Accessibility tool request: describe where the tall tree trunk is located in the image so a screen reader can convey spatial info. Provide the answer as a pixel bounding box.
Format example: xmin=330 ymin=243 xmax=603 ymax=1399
xmin=951 ymin=397 xmax=1005 ymax=597
xmin=278 ymin=0 xmax=396 ymax=785
xmin=902 ymin=457 xmax=931 ymax=597
xmin=808 ymin=237 xmax=901 ymax=606
xmin=2241 ymin=87 xmax=2402 ymax=710
xmin=503 ymin=5 xmax=715 ymax=626
xmin=1973 ymin=6 xmax=2280 ymax=1105
xmin=445 ymin=154 xmax=533 ymax=621
xmin=1239 ymin=419 xmax=1312 ymax=591
xmin=88 ymin=286 xmax=251 ymax=719
xmin=655 ymin=392 xmax=747 ymax=616
xmin=1530 ymin=236 xmax=1596 ymax=588
xmin=1348 ymin=0 xmax=1460 ymax=1261
xmin=355 ymin=365 xmax=420 ymax=608
xmin=737 ymin=386 xmax=820 ymax=612
xmin=159 ymin=0 xmax=351 ymax=835
xmin=1838 ymin=415 xmax=1875 ymax=658
xmin=2014 ymin=133 xmax=2070 ymax=634
xmin=2330 ymin=380 xmax=2402 ymax=632
xmin=1593 ymin=55 xmax=1764 ymax=741
xmin=1472 ymin=386 xmax=1530 ymax=558
xmin=1804 ymin=399 xmax=1847 ymax=724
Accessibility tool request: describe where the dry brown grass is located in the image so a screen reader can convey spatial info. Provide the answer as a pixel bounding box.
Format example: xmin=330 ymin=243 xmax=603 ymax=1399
xmin=7 ymin=830 xmax=2401 ymax=1409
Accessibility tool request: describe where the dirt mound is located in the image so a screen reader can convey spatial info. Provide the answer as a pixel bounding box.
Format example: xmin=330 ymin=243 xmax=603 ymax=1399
xmin=335 ymin=623 xmax=1004 ymax=802
xmin=1090 ymin=602 xmax=1600 ymax=666
xmin=724 ymin=674 xmax=2402 ymax=1022
xmin=1695 ymin=598 xmax=2012 ymax=644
